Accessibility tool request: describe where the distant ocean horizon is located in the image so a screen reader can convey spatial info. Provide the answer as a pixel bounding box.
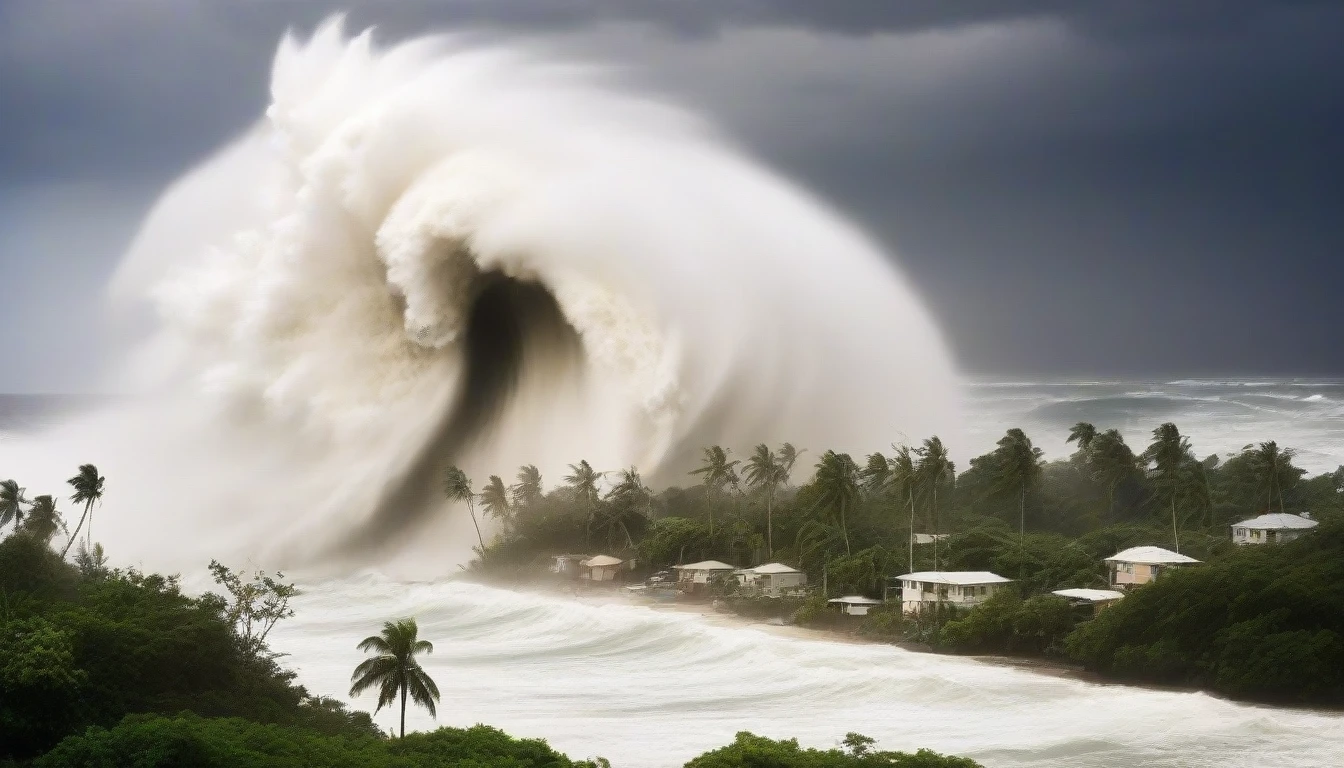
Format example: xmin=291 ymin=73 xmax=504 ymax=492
xmin=3 ymin=376 xmax=1342 ymax=474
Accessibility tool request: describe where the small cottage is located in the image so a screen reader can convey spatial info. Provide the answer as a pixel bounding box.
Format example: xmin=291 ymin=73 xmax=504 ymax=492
xmin=828 ymin=595 xmax=883 ymax=616
xmin=1105 ymin=546 xmax=1199 ymax=589
xmin=581 ymin=555 xmax=625 ymax=582
xmin=894 ymin=571 xmax=1012 ymax=614
xmin=551 ymin=554 xmax=589 ymax=578
xmin=737 ymin=563 xmax=808 ymax=596
xmin=1231 ymin=513 xmax=1318 ymax=545
xmin=673 ymin=560 xmax=737 ymax=593
xmin=1052 ymin=588 xmax=1125 ymax=614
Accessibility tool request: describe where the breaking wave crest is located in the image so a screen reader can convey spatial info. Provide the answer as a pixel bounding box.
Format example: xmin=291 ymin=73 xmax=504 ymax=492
xmin=4 ymin=18 xmax=958 ymax=570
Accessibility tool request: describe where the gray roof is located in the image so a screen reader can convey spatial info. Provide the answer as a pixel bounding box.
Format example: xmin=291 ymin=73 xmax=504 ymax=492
xmin=1105 ymin=546 xmax=1200 ymax=565
xmin=897 ymin=571 xmax=1012 ymax=585
xmin=1231 ymin=513 xmax=1319 ymax=530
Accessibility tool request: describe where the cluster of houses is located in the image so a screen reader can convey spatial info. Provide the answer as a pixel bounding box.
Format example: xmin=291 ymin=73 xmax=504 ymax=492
xmin=555 ymin=511 xmax=1320 ymax=616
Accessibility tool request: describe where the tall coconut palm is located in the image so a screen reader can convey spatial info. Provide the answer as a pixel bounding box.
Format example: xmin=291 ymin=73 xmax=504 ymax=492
xmin=1067 ymin=422 xmax=1098 ymax=457
xmin=479 ymin=475 xmax=511 ymax=529
xmin=992 ymin=428 xmax=1044 ymax=540
xmin=744 ymin=444 xmax=786 ymax=558
xmin=23 ymin=494 xmax=65 ymax=543
xmin=601 ymin=467 xmax=652 ymax=548
xmin=914 ymin=437 xmax=954 ymax=569
xmin=860 ymin=452 xmax=893 ymax=495
xmin=689 ymin=445 xmax=739 ymax=537
xmin=510 ymin=465 xmax=544 ymax=509
xmin=1088 ymin=429 xmax=1140 ymax=520
xmin=565 ymin=460 xmax=602 ymax=544
xmin=349 ymin=618 xmax=440 ymax=738
xmin=890 ymin=445 xmax=919 ymax=571
xmin=812 ymin=450 xmax=860 ymax=555
xmin=778 ymin=443 xmax=805 ymax=486
xmin=1141 ymin=423 xmax=1192 ymax=553
xmin=61 ymin=464 xmax=104 ymax=559
xmin=1245 ymin=440 xmax=1303 ymax=515
xmin=0 ymin=479 xmax=28 ymax=534
xmin=442 ymin=466 xmax=484 ymax=552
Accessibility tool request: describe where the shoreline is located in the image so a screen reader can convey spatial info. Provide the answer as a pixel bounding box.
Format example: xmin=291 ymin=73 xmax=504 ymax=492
xmin=473 ymin=576 xmax=1341 ymax=713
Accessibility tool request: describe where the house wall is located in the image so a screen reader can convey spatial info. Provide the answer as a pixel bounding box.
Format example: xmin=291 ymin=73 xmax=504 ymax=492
xmin=1111 ymin=562 xmax=1191 ymax=587
xmin=898 ymin=581 xmax=1004 ymax=614
xmin=1234 ymin=527 xmax=1310 ymax=545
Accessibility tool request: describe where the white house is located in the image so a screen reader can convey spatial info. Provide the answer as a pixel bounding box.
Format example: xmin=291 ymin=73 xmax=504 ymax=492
xmin=828 ymin=595 xmax=883 ymax=616
xmin=581 ymin=555 xmax=625 ymax=582
xmin=1231 ymin=513 xmax=1318 ymax=545
xmin=894 ymin=571 xmax=1012 ymax=614
xmin=1052 ymin=588 xmax=1125 ymax=614
xmin=911 ymin=533 xmax=949 ymax=545
xmin=1105 ymin=546 xmax=1199 ymax=589
xmin=673 ymin=560 xmax=737 ymax=592
xmin=551 ymin=554 xmax=589 ymax=578
xmin=736 ymin=563 xmax=808 ymax=596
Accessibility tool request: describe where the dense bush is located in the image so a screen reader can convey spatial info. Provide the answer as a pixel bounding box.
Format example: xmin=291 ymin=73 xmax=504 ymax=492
xmin=685 ymin=732 xmax=981 ymax=768
xmin=1065 ymin=518 xmax=1344 ymax=703
xmin=34 ymin=715 xmax=594 ymax=768
xmin=939 ymin=591 xmax=1078 ymax=656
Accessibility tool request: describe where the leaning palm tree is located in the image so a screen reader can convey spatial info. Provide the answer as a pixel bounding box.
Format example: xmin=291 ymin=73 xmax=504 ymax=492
xmin=744 ymin=444 xmax=786 ymax=558
xmin=890 ymin=445 xmax=919 ymax=571
xmin=510 ymin=465 xmax=544 ymax=509
xmin=1067 ymin=422 xmax=1098 ymax=458
xmin=350 ymin=618 xmax=441 ymax=738
xmin=1088 ymin=429 xmax=1140 ymax=521
xmin=812 ymin=450 xmax=860 ymax=555
xmin=0 ymin=479 xmax=28 ymax=534
xmin=565 ymin=460 xmax=602 ymax=545
xmin=443 ymin=465 xmax=484 ymax=552
xmin=479 ymin=475 xmax=512 ymax=529
xmin=601 ymin=467 xmax=652 ymax=548
xmin=914 ymin=437 xmax=954 ymax=569
xmin=992 ymin=428 xmax=1045 ymax=541
xmin=689 ymin=446 xmax=739 ymax=537
xmin=1141 ymin=423 xmax=1192 ymax=553
xmin=23 ymin=494 xmax=66 ymax=543
xmin=1245 ymin=440 xmax=1302 ymax=515
xmin=860 ymin=452 xmax=893 ymax=495
xmin=61 ymin=464 xmax=104 ymax=559
xmin=778 ymin=443 xmax=805 ymax=486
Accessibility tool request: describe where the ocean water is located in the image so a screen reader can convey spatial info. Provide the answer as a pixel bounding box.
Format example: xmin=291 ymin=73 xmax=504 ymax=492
xmin=4 ymin=380 xmax=1344 ymax=766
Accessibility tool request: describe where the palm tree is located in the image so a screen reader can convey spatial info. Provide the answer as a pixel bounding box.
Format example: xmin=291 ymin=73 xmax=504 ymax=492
xmin=61 ymin=464 xmax=104 ymax=559
xmin=914 ymin=437 xmax=954 ymax=569
xmin=479 ymin=475 xmax=511 ymax=529
xmin=600 ymin=467 xmax=652 ymax=549
xmin=812 ymin=450 xmax=859 ymax=555
xmin=778 ymin=443 xmax=805 ymax=486
xmin=1141 ymin=423 xmax=1192 ymax=553
xmin=565 ymin=460 xmax=602 ymax=545
xmin=443 ymin=465 xmax=484 ymax=552
xmin=510 ymin=465 xmax=544 ymax=509
xmin=860 ymin=452 xmax=893 ymax=495
xmin=1067 ymin=422 xmax=1097 ymax=457
xmin=744 ymin=444 xmax=786 ymax=558
xmin=0 ymin=479 xmax=28 ymax=534
xmin=349 ymin=618 xmax=441 ymax=738
xmin=992 ymin=428 xmax=1044 ymax=540
xmin=890 ymin=445 xmax=919 ymax=571
xmin=1246 ymin=441 xmax=1302 ymax=515
xmin=1088 ymin=429 xmax=1140 ymax=520
xmin=23 ymin=494 xmax=65 ymax=543
xmin=689 ymin=446 xmax=739 ymax=537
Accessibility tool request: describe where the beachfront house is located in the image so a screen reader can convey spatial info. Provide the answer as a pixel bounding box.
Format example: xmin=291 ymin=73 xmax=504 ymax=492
xmin=911 ymin=533 xmax=949 ymax=545
xmin=552 ymin=554 xmax=589 ymax=578
xmin=581 ymin=555 xmax=625 ymax=582
xmin=1105 ymin=546 xmax=1199 ymax=589
xmin=1052 ymin=588 xmax=1125 ymax=615
xmin=736 ymin=563 xmax=808 ymax=596
xmin=828 ymin=596 xmax=883 ymax=616
xmin=1231 ymin=512 xmax=1318 ymax=545
xmin=673 ymin=560 xmax=737 ymax=593
xmin=894 ymin=571 xmax=1012 ymax=614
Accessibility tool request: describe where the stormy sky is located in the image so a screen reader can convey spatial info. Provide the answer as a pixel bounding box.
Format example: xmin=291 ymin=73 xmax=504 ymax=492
xmin=1 ymin=1 xmax=1341 ymax=391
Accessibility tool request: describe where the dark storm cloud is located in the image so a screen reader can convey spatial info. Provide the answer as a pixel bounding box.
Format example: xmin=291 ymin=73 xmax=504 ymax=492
xmin=0 ymin=0 xmax=1341 ymax=384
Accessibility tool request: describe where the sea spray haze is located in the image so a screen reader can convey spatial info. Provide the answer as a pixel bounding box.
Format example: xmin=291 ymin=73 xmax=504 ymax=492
xmin=0 ymin=19 xmax=958 ymax=572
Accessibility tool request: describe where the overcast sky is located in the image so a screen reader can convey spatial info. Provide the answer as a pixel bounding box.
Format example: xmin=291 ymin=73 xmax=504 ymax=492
xmin=2 ymin=1 xmax=1341 ymax=391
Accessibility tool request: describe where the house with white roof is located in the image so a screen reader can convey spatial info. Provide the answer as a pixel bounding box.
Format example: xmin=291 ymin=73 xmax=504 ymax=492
xmin=581 ymin=555 xmax=625 ymax=582
xmin=673 ymin=560 xmax=737 ymax=593
xmin=893 ymin=571 xmax=1012 ymax=614
xmin=1105 ymin=546 xmax=1199 ymax=589
xmin=1052 ymin=588 xmax=1126 ymax=614
xmin=828 ymin=595 xmax=883 ymax=616
xmin=1231 ymin=513 xmax=1318 ymax=545
xmin=736 ymin=563 xmax=808 ymax=596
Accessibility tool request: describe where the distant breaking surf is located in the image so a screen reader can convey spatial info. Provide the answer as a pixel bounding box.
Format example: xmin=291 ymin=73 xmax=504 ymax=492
xmin=4 ymin=18 xmax=959 ymax=570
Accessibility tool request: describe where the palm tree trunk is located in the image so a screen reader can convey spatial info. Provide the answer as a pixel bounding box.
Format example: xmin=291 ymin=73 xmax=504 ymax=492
xmin=766 ymin=490 xmax=774 ymax=558
xmin=706 ymin=487 xmax=715 ymax=537
xmin=1171 ymin=497 xmax=1180 ymax=553
xmin=60 ymin=501 xmax=94 ymax=559
xmin=1019 ymin=484 xmax=1026 ymax=541
xmin=467 ymin=499 xmax=485 ymax=552
xmin=400 ymin=683 xmax=407 ymax=738
xmin=931 ymin=485 xmax=939 ymax=571
xmin=908 ymin=490 xmax=916 ymax=573
xmin=840 ymin=500 xmax=851 ymax=555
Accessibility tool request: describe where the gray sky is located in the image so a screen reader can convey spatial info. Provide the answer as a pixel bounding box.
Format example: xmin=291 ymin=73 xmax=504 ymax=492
xmin=2 ymin=1 xmax=1341 ymax=391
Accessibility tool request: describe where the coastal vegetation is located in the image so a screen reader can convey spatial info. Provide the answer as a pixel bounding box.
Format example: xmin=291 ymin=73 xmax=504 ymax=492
xmin=0 ymin=469 xmax=979 ymax=766
xmin=458 ymin=423 xmax=1344 ymax=704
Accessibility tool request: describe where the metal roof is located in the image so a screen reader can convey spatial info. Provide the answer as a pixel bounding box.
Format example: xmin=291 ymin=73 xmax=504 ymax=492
xmin=1053 ymin=588 xmax=1125 ymax=602
xmin=582 ymin=555 xmax=624 ymax=567
xmin=828 ymin=595 xmax=882 ymax=605
xmin=673 ymin=560 xmax=737 ymax=571
xmin=1105 ymin=546 xmax=1200 ymax=565
xmin=896 ymin=571 xmax=1012 ymax=585
xmin=747 ymin=562 xmax=802 ymax=574
xmin=1231 ymin=513 xmax=1319 ymax=530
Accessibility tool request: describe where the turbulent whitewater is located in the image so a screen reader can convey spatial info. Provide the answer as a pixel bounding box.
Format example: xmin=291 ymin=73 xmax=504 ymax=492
xmin=2 ymin=19 xmax=957 ymax=568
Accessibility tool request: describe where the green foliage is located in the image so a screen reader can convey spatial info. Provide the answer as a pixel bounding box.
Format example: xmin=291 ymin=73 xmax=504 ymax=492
xmin=34 ymin=715 xmax=595 ymax=768
xmin=0 ymin=617 xmax=88 ymax=752
xmin=940 ymin=591 xmax=1077 ymax=656
xmin=684 ymin=732 xmax=981 ymax=768
xmin=792 ymin=595 xmax=831 ymax=627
